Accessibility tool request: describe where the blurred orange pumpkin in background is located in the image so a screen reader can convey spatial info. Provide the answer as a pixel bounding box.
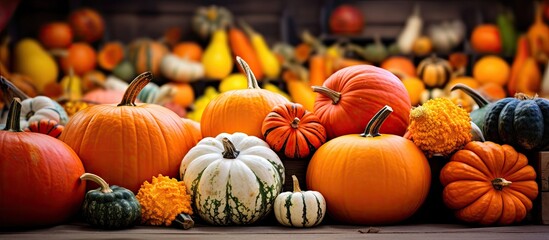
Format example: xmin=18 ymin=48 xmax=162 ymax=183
xmin=68 ymin=8 xmax=105 ymax=43
xmin=60 ymin=42 xmax=97 ymax=76
xmin=329 ymin=4 xmax=364 ymax=35
xmin=38 ymin=22 xmax=73 ymax=49
xmin=470 ymin=24 xmax=502 ymax=54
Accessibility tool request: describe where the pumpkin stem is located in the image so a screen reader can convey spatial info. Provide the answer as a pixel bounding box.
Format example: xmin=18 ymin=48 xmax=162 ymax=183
xmin=491 ymin=178 xmax=512 ymax=190
xmin=312 ymin=86 xmax=341 ymax=104
xmin=118 ymin=71 xmax=153 ymax=106
xmin=451 ymin=83 xmax=490 ymax=107
xmin=222 ymin=137 xmax=240 ymax=159
xmin=0 ymin=76 xmax=30 ymax=105
xmin=236 ymin=56 xmax=260 ymax=89
xmin=3 ymin=97 xmax=22 ymax=132
xmin=80 ymin=173 xmax=113 ymax=193
xmin=361 ymin=105 xmax=393 ymax=137
xmin=291 ymin=117 xmax=300 ymax=129
xmin=291 ymin=175 xmax=302 ymax=192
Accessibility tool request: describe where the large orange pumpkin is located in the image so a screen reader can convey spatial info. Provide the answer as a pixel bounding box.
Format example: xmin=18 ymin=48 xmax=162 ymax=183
xmin=313 ymin=65 xmax=411 ymax=139
xmin=68 ymin=8 xmax=105 ymax=43
xmin=0 ymin=98 xmax=86 ymax=227
xmin=262 ymin=103 xmax=327 ymax=159
xmin=440 ymin=141 xmax=538 ymax=225
xmin=200 ymin=57 xmax=290 ymax=139
xmin=306 ymin=106 xmax=431 ymax=224
xmin=59 ymin=72 xmax=198 ymax=193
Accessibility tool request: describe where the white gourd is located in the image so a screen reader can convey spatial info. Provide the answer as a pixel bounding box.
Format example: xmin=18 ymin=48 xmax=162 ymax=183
xmin=160 ymin=54 xmax=204 ymax=82
xmin=396 ymin=5 xmax=422 ymax=54
xmin=274 ymin=175 xmax=326 ymax=228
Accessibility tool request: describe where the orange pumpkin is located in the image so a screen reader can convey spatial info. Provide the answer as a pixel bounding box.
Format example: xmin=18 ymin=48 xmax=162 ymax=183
xmin=81 ymin=70 xmax=107 ymax=93
xmin=473 ymin=55 xmax=510 ymax=86
xmin=440 ymin=141 xmax=538 ymax=225
xmin=0 ymin=98 xmax=86 ymax=227
xmin=262 ymin=103 xmax=327 ymax=159
xmin=200 ymin=57 xmax=290 ymax=139
xmin=471 ymin=24 xmax=502 ymax=54
xmin=68 ymin=8 xmax=105 ymax=43
xmin=173 ymin=41 xmax=203 ymax=62
xmin=380 ymin=56 xmax=416 ymax=79
xmin=38 ymin=22 xmax=73 ymax=49
xmin=128 ymin=39 xmax=168 ymax=76
xmin=306 ymin=106 xmax=431 ymax=224
xmin=182 ymin=118 xmax=202 ymax=143
xmin=417 ymin=54 xmax=452 ymax=88
xmin=60 ymin=42 xmax=97 ymax=76
xmin=59 ymin=72 xmax=198 ymax=193
xmin=97 ymin=41 xmax=125 ymax=71
xmin=313 ymin=65 xmax=411 ymax=139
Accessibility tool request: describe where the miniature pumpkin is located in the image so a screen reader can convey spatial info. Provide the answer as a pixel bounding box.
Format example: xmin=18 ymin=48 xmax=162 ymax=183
xmin=200 ymin=57 xmax=289 ymax=139
xmin=68 ymin=8 xmax=105 ymax=43
xmin=80 ymin=173 xmax=141 ymax=229
xmin=60 ymin=42 xmax=97 ymax=76
xmin=160 ymin=54 xmax=204 ymax=82
xmin=313 ymin=65 xmax=411 ymax=139
xmin=157 ymin=82 xmax=195 ymax=108
xmin=97 ymin=41 xmax=125 ymax=71
xmin=128 ymin=39 xmax=169 ymax=77
xmin=172 ymin=41 xmax=203 ymax=62
xmin=180 ymin=132 xmax=285 ymax=225
xmin=262 ymin=103 xmax=326 ymax=159
xmin=440 ymin=141 xmax=538 ymax=225
xmin=0 ymin=98 xmax=86 ymax=227
xmin=482 ymin=93 xmax=549 ymax=150
xmin=192 ymin=5 xmax=233 ymax=39
xmin=306 ymin=106 xmax=431 ymax=224
xmin=24 ymin=119 xmax=64 ymax=138
xmin=470 ymin=24 xmax=502 ymax=54
xmin=274 ymin=175 xmax=326 ymax=227
xmin=473 ymin=55 xmax=510 ymax=86
xmin=402 ymin=77 xmax=426 ymax=106
xmin=417 ymin=54 xmax=452 ymax=88
xmin=38 ymin=22 xmax=73 ymax=49
xmin=59 ymin=72 xmax=199 ymax=193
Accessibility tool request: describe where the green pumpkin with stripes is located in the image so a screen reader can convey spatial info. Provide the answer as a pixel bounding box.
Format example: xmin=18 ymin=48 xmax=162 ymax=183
xmin=274 ymin=175 xmax=326 ymax=227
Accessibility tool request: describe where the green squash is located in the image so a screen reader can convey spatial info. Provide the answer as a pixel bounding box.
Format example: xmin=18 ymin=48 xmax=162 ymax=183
xmin=80 ymin=173 xmax=141 ymax=229
xmin=482 ymin=94 xmax=549 ymax=150
xmin=450 ymin=83 xmax=491 ymax=130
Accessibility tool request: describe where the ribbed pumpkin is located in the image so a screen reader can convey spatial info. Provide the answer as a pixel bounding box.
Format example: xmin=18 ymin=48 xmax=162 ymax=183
xmin=417 ymin=54 xmax=452 ymax=88
xmin=482 ymin=93 xmax=549 ymax=150
xmin=128 ymin=39 xmax=169 ymax=77
xmin=262 ymin=103 xmax=326 ymax=159
xmin=180 ymin=132 xmax=285 ymax=225
xmin=313 ymin=65 xmax=411 ymax=139
xmin=274 ymin=175 xmax=326 ymax=227
xmin=440 ymin=141 xmax=538 ymax=225
xmin=200 ymin=57 xmax=290 ymax=139
xmin=59 ymin=72 xmax=199 ymax=193
xmin=0 ymin=98 xmax=86 ymax=227
xmin=306 ymin=106 xmax=431 ymax=224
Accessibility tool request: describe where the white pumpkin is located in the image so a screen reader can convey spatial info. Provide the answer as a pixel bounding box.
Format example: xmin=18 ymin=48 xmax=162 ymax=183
xmin=274 ymin=175 xmax=326 ymax=228
xmin=180 ymin=132 xmax=285 ymax=225
xmin=160 ymin=54 xmax=204 ymax=82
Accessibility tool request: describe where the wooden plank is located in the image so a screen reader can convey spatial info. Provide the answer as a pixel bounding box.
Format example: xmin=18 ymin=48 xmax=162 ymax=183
xmin=541 ymin=192 xmax=549 ymax=225
xmin=538 ymin=151 xmax=549 ymax=191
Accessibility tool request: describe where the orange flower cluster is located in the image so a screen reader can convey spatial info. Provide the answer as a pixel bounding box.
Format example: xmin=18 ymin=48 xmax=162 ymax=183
xmin=136 ymin=174 xmax=193 ymax=226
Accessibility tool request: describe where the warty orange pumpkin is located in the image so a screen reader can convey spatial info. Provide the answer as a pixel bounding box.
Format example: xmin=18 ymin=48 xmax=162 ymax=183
xmin=59 ymin=72 xmax=199 ymax=193
xmin=306 ymin=106 xmax=431 ymax=225
xmin=440 ymin=141 xmax=538 ymax=225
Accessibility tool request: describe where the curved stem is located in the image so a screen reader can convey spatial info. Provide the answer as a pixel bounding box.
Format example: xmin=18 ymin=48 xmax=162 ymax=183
xmin=222 ymin=137 xmax=240 ymax=159
xmin=118 ymin=71 xmax=153 ymax=106
xmin=0 ymin=76 xmax=30 ymax=106
xmin=291 ymin=175 xmax=302 ymax=192
xmin=312 ymin=86 xmax=341 ymax=104
xmin=491 ymin=178 xmax=512 ymax=191
xmin=361 ymin=105 xmax=393 ymax=137
xmin=291 ymin=117 xmax=300 ymax=129
xmin=236 ymin=56 xmax=260 ymax=89
xmin=80 ymin=173 xmax=113 ymax=193
xmin=450 ymin=83 xmax=490 ymax=108
xmin=3 ymin=98 xmax=22 ymax=132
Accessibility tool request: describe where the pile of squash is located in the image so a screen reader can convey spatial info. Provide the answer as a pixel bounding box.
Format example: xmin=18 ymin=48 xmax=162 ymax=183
xmin=0 ymin=1 xmax=548 ymax=231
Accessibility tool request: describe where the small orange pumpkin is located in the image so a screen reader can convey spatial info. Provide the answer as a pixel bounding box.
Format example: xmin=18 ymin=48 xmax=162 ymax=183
xmin=262 ymin=103 xmax=327 ymax=159
xmin=417 ymin=54 xmax=452 ymax=88
xmin=128 ymin=39 xmax=169 ymax=77
xmin=380 ymin=56 xmax=416 ymax=79
xmin=68 ymin=8 xmax=105 ymax=43
xmin=38 ymin=22 xmax=73 ymax=49
xmin=60 ymin=42 xmax=97 ymax=76
xmin=440 ymin=141 xmax=538 ymax=225
xmin=173 ymin=41 xmax=203 ymax=62
xmin=97 ymin=41 xmax=125 ymax=71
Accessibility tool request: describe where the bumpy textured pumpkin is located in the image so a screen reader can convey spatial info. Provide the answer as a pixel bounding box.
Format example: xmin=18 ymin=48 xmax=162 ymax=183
xmin=417 ymin=54 xmax=452 ymax=88
xmin=80 ymin=173 xmax=141 ymax=229
xmin=60 ymin=72 xmax=199 ymax=193
xmin=306 ymin=106 xmax=431 ymax=224
xmin=482 ymin=94 xmax=549 ymax=150
xmin=440 ymin=141 xmax=538 ymax=225
xmin=201 ymin=57 xmax=289 ymax=139
xmin=313 ymin=65 xmax=411 ymax=139
xmin=0 ymin=98 xmax=86 ymax=227
xmin=180 ymin=132 xmax=285 ymax=225
xmin=274 ymin=175 xmax=326 ymax=227
xmin=262 ymin=103 xmax=326 ymax=159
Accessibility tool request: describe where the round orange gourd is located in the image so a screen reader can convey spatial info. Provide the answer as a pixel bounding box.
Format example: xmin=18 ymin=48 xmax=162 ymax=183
xmin=200 ymin=57 xmax=290 ymax=139
xmin=97 ymin=41 xmax=125 ymax=71
xmin=306 ymin=106 xmax=431 ymax=224
xmin=59 ymin=72 xmax=198 ymax=193
xmin=470 ymin=24 xmax=502 ymax=54
xmin=68 ymin=8 xmax=105 ymax=43
xmin=380 ymin=56 xmax=416 ymax=79
xmin=159 ymin=82 xmax=195 ymax=108
xmin=0 ymin=98 xmax=86 ymax=227
xmin=402 ymin=77 xmax=425 ymax=106
xmin=128 ymin=39 xmax=169 ymax=77
xmin=417 ymin=54 xmax=452 ymax=88
xmin=60 ymin=42 xmax=97 ymax=76
xmin=262 ymin=103 xmax=327 ymax=159
xmin=38 ymin=22 xmax=73 ymax=49
xmin=313 ymin=65 xmax=411 ymax=139
xmin=440 ymin=141 xmax=538 ymax=225
xmin=473 ymin=56 xmax=510 ymax=86
xmin=173 ymin=41 xmax=203 ymax=62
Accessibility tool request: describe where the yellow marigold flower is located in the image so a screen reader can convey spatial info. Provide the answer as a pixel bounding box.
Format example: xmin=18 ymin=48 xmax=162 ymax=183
xmin=408 ymin=97 xmax=472 ymax=157
xmin=136 ymin=174 xmax=193 ymax=226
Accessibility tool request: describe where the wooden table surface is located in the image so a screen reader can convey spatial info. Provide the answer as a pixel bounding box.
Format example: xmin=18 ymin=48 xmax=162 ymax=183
xmin=2 ymin=222 xmax=549 ymax=240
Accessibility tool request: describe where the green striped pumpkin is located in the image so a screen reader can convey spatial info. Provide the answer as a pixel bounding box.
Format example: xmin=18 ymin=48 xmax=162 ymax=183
xmin=127 ymin=39 xmax=168 ymax=77
xmin=274 ymin=175 xmax=326 ymax=228
xmin=180 ymin=132 xmax=285 ymax=225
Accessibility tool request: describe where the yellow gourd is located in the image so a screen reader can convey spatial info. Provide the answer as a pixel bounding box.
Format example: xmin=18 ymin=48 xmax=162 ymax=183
xmin=201 ymin=29 xmax=233 ymax=80
xmin=59 ymin=68 xmax=83 ymax=101
xmin=14 ymin=38 xmax=58 ymax=93
xmin=240 ymin=20 xmax=280 ymax=79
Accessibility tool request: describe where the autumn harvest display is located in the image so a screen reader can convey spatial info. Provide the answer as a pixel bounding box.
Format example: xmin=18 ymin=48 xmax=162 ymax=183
xmin=1 ymin=0 xmax=549 ymax=234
